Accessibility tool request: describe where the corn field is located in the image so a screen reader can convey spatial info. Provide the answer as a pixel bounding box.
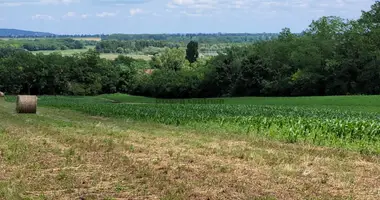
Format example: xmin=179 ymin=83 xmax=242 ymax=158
xmin=8 ymin=95 xmax=376 ymax=154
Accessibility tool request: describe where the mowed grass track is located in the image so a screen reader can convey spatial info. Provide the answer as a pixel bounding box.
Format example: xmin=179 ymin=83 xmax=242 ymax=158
xmin=1 ymin=95 xmax=380 ymax=199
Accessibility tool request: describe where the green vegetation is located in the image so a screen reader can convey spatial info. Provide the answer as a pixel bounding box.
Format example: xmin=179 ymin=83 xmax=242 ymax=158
xmin=129 ymin=2 xmax=380 ymax=98
xmin=5 ymin=94 xmax=380 ymax=154
xmin=186 ymin=41 xmax=199 ymax=63
xmin=95 ymin=40 xmax=180 ymax=54
xmin=30 ymin=47 xmax=91 ymax=55
xmin=29 ymin=46 xmax=152 ymax=60
xmin=102 ymin=33 xmax=280 ymax=43
xmin=0 ymin=38 xmax=85 ymax=51
xmin=1 ymin=99 xmax=378 ymax=199
xmin=1 ymin=2 xmax=380 ymax=199
xmin=101 ymin=93 xmax=380 ymax=112
xmin=0 ymin=48 xmax=151 ymax=95
xmin=0 ymin=1 xmax=379 ymax=154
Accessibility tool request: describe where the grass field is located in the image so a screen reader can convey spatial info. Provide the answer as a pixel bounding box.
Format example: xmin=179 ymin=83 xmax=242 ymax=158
xmin=1 ymin=94 xmax=380 ymax=199
xmin=71 ymin=37 xmax=101 ymax=41
xmin=31 ymin=46 xmax=152 ymax=60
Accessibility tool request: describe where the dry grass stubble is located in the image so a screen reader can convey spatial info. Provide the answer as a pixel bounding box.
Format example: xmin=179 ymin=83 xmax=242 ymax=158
xmin=0 ymin=102 xmax=379 ymax=200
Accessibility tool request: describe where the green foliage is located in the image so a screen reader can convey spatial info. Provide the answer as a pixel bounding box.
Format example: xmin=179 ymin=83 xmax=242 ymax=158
xmin=151 ymin=48 xmax=188 ymax=71
xmin=0 ymin=48 xmax=146 ymax=95
xmin=1 ymin=1 xmax=380 ymax=99
xmin=19 ymin=95 xmax=380 ymax=154
xmin=0 ymin=38 xmax=85 ymax=51
xmin=102 ymin=33 xmax=279 ymax=43
xmin=95 ymin=40 xmax=180 ymax=53
xmin=185 ymin=41 xmax=199 ymax=63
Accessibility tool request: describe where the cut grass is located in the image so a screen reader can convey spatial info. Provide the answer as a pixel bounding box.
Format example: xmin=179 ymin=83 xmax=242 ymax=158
xmin=0 ymin=100 xmax=379 ymax=199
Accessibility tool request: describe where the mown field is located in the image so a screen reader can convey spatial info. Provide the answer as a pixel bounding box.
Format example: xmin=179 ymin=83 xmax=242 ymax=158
xmin=1 ymin=94 xmax=380 ymax=199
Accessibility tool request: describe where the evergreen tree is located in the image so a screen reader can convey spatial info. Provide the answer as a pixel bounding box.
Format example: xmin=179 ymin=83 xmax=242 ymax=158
xmin=185 ymin=41 xmax=199 ymax=63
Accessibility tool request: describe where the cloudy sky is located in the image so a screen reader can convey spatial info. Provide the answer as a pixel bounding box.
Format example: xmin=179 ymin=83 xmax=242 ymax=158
xmin=0 ymin=0 xmax=376 ymax=34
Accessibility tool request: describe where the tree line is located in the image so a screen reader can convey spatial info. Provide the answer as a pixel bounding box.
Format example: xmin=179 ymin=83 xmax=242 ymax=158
xmin=0 ymin=1 xmax=379 ymax=98
xmin=95 ymin=40 xmax=180 ymax=54
xmin=0 ymin=38 xmax=86 ymax=51
xmin=130 ymin=2 xmax=380 ymax=98
xmin=101 ymin=33 xmax=280 ymax=43
xmin=0 ymin=48 xmax=148 ymax=95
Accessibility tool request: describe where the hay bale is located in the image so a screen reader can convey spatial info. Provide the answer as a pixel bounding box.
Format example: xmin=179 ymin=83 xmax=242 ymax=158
xmin=0 ymin=92 xmax=4 ymax=97
xmin=16 ymin=95 xmax=37 ymax=114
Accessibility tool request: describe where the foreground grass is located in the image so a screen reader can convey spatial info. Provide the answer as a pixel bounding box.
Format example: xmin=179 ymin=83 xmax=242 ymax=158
xmin=0 ymin=100 xmax=380 ymax=199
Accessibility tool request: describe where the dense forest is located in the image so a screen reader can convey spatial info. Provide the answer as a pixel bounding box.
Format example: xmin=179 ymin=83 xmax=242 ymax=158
xmin=0 ymin=1 xmax=379 ymax=97
xmin=102 ymin=33 xmax=280 ymax=43
xmin=0 ymin=38 xmax=86 ymax=51
xmin=0 ymin=29 xmax=279 ymax=44
xmin=0 ymin=48 xmax=145 ymax=95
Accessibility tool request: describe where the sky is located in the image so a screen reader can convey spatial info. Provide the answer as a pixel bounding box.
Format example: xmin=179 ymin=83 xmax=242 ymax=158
xmin=0 ymin=0 xmax=377 ymax=35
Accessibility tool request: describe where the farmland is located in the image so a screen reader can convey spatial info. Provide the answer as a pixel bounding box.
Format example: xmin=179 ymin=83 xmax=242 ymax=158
xmin=1 ymin=94 xmax=380 ymax=199
xmin=5 ymin=94 xmax=380 ymax=154
xmin=30 ymin=46 xmax=153 ymax=60
xmin=1 ymin=1 xmax=380 ymax=199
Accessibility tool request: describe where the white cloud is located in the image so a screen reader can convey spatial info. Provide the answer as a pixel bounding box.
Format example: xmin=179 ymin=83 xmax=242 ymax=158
xmin=96 ymin=11 xmax=118 ymax=17
xmin=63 ymin=11 xmax=76 ymax=18
xmin=172 ymin=0 xmax=195 ymax=6
xmin=32 ymin=14 xmax=54 ymax=20
xmin=0 ymin=0 xmax=80 ymax=6
xmin=165 ymin=0 xmax=375 ymax=18
xmin=81 ymin=14 xmax=89 ymax=18
xmin=180 ymin=10 xmax=202 ymax=17
xmin=152 ymin=12 xmax=161 ymax=17
xmin=167 ymin=0 xmax=221 ymax=16
xmin=62 ymin=11 xmax=90 ymax=19
xmin=92 ymin=0 xmax=152 ymax=6
xmin=0 ymin=2 xmax=24 ymax=6
xmin=40 ymin=0 xmax=80 ymax=4
xmin=130 ymin=8 xmax=143 ymax=16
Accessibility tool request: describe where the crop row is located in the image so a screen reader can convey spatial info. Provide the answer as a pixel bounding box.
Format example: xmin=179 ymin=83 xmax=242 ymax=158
xmin=33 ymin=96 xmax=380 ymax=152
xmin=6 ymin=96 xmax=380 ymax=153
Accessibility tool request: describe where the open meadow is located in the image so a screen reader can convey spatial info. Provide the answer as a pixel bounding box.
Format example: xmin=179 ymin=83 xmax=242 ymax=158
xmin=30 ymin=46 xmax=153 ymax=61
xmin=0 ymin=94 xmax=380 ymax=199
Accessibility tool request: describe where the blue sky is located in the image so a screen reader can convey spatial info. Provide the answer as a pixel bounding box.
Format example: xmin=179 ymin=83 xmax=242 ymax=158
xmin=0 ymin=0 xmax=376 ymax=34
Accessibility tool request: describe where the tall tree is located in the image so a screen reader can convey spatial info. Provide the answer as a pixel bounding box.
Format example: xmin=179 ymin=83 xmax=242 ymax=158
xmin=185 ymin=41 xmax=199 ymax=63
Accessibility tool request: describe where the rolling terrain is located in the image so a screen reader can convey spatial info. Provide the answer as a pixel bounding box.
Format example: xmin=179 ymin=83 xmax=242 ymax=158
xmin=1 ymin=94 xmax=380 ymax=199
xmin=0 ymin=28 xmax=55 ymax=37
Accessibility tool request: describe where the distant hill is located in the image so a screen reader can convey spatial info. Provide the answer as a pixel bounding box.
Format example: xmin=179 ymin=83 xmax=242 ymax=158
xmin=0 ymin=28 xmax=55 ymax=37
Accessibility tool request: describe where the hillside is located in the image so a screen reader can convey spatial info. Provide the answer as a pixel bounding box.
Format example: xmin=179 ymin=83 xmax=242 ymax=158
xmin=0 ymin=28 xmax=55 ymax=37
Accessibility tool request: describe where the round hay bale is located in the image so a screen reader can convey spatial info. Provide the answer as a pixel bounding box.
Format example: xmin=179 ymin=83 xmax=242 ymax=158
xmin=0 ymin=92 xmax=4 ymax=97
xmin=16 ymin=95 xmax=37 ymax=114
